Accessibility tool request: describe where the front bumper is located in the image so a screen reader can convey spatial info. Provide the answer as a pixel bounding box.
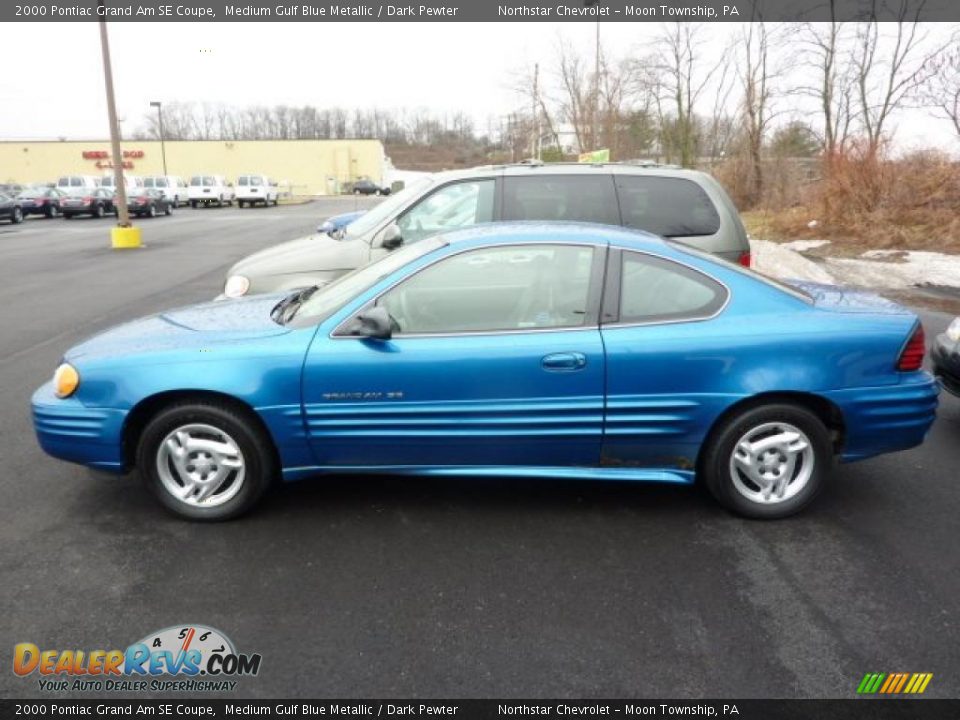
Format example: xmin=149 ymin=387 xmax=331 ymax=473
xmin=827 ymin=372 xmax=939 ymax=462
xmin=31 ymin=382 xmax=128 ymax=473
xmin=931 ymin=333 xmax=960 ymax=397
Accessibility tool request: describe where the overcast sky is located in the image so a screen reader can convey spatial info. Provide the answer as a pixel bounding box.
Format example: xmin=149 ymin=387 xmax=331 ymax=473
xmin=1 ymin=21 xmax=957 ymax=154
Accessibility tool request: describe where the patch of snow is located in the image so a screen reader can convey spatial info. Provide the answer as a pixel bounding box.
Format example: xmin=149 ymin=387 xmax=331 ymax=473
xmin=781 ymin=239 xmax=832 ymax=252
xmin=751 ymin=239 xmax=836 ymax=284
xmin=824 ymin=251 xmax=960 ymax=289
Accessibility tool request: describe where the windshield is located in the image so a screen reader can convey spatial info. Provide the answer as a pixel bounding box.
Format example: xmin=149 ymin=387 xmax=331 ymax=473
xmin=286 ymin=236 xmax=446 ymax=328
xmin=344 ymin=176 xmax=434 ymax=239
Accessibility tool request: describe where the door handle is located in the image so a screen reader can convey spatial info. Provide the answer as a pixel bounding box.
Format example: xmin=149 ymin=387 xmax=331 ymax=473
xmin=541 ymin=352 xmax=587 ymax=372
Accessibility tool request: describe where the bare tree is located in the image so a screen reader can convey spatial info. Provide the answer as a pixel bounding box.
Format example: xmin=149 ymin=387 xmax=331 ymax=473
xmin=556 ymin=42 xmax=595 ymax=152
xmin=736 ymin=20 xmax=779 ymax=205
xmin=644 ymin=23 xmax=723 ymax=167
xmin=796 ymin=13 xmax=856 ymax=155
xmin=925 ymin=38 xmax=960 ymax=139
xmin=852 ymin=0 xmax=940 ymax=156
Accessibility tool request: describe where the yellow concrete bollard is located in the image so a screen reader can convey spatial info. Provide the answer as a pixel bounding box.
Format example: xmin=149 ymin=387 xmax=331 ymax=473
xmin=111 ymin=226 xmax=142 ymax=249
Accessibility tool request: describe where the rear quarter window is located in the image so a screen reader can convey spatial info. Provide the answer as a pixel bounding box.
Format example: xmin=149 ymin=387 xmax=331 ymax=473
xmin=502 ymin=175 xmax=619 ymax=226
xmin=615 ymin=176 xmax=721 ymax=237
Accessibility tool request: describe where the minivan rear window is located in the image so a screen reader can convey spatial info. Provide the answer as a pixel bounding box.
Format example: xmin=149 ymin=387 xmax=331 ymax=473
xmin=502 ymin=176 xmax=619 ymax=226
xmin=615 ymin=176 xmax=721 ymax=237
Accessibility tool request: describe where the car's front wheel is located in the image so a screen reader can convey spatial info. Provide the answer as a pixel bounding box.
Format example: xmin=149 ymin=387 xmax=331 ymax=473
xmin=11 ymin=207 xmax=23 ymax=224
xmin=137 ymin=402 xmax=276 ymax=521
xmin=701 ymin=404 xmax=831 ymax=519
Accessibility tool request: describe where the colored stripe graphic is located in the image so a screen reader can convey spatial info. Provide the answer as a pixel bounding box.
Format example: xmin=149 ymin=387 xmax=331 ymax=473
xmin=857 ymin=672 xmax=933 ymax=694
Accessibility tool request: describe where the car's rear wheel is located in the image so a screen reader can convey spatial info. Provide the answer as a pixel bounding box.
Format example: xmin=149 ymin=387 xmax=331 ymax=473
xmin=147 ymin=204 xmax=157 ymax=218
xmin=46 ymin=204 xmax=59 ymax=218
xmin=190 ymin=200 xmax=198 ymax=209
xmin=165 ymin=202 xmax=173 ymax=216
xmin=93 ymin=204 xmax=104 ymax=219
xmin=12 ymin=207 xmax=23 ymax=224
xmin=137 ymin=402 xmax=276 ymax=521
xmin=701 ymin=404 xmax=830 ymax=519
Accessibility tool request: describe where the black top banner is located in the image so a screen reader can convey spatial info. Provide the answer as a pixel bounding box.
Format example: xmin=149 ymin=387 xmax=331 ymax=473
xmin=4 ymin=0 xmax=960 ymax=22
xmin=2 ymin=700 xmax=960 ymax=720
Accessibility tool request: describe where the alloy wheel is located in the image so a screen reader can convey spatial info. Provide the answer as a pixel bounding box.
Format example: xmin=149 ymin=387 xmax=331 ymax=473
xmin=728 ymin=421 xmax=814 ymax=505
xmin=156 ymin=423 xmax=246 ymax=508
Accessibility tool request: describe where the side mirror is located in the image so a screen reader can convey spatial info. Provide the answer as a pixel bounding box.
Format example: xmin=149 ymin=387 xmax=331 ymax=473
xmin=381 ymin=223 xmax=403 ymax=250
xmin=343 ymin=306 xmax=393 ymax=340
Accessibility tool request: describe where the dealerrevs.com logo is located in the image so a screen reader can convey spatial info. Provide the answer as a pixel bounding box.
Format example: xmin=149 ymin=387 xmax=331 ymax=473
xmin=13 ymin=624 xmax=262 ymax=693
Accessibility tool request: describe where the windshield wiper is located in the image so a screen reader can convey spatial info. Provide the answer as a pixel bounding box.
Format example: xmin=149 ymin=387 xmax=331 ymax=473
xmin=271 ymin=285 xmax=319 ymax=325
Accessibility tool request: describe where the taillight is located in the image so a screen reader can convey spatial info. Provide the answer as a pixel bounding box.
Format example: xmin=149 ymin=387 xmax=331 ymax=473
xmin=897 ymin=324 xmax=925 ymax=371
xmin=737 ymin=250 xmax=752 ymax=268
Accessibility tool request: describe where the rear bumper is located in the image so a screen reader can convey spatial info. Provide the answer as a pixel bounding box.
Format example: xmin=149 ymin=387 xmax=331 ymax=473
xmin=931 ymin=333 xmax=960 ymax=397
xmin=31 ymin=382 xmax=128 ymax=473
xmin=826 ymin=372 xmax=939 ymax=462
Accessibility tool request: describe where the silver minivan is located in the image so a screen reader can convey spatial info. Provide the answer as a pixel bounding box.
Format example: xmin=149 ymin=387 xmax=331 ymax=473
xmin=221 ymin=162 xmax=751 ymax=299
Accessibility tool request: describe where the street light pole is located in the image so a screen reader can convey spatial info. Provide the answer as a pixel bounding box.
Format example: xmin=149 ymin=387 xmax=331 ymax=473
xmin=150 ymin=101 xmax=168 ymax=176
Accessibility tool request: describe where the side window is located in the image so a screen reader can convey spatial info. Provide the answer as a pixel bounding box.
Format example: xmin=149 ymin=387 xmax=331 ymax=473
xmin=617 ymin=251 xmax=727 ymax=324
xmin=502 ymin=175 xmax=619 ymax=225
xmin=396 ymin=180 xmax=495 ymax=245
xmin=615 ymin=176 xmax=721 ymax=237
xmin=380 ymin=244 xmax=595 ymax=335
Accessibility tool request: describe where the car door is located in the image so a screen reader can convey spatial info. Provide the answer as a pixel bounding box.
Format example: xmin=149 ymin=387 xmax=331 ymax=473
xmin=599 ymin=248 xmax=732 ymax=472
xmin=301 ymin=241 xmax=607 ymax=468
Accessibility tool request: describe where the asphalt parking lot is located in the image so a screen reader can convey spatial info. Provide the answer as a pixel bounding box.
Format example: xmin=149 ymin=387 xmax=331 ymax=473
xmin=1 ymin=201 xmax=958 ymax=700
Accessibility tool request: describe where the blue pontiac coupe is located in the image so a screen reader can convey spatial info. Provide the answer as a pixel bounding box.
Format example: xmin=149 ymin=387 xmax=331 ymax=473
xmin=32 ymin=223 xmax=938 ymax=521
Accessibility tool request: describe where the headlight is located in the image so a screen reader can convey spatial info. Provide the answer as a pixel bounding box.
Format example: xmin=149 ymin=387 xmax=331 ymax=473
xmin=947 ymin=317 xmax=960 ymax=343
xmin=223 ymin=275 xmax=251 ymax=298
xmin=53 ymin=363 xmax=80 ymax=398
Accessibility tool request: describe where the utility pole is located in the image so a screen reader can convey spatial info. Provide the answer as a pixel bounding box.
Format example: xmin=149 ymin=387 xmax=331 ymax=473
xmin=98 ymin=0 xmax=139 ymax=246
xmin=150 ymin=101 xmax=168 ymax=176
xmin=594 ymin=20 xmax=601 ymax=152
xmin=532 ymin=63 xmax=540 ymax=160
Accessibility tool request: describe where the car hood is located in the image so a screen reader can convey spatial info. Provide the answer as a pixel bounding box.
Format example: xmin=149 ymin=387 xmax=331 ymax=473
xmin=784 ymin=280 xmax=912 ymax=315
xmin=66 ymin=293 xmax=292 ymax=362
xmin=227 ymin=232 xmax=367 ymax=279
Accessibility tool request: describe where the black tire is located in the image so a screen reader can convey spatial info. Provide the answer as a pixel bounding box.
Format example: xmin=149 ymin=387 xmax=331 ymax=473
xmin=64 ymin=213 xmax=73 ymax=219
xmin=136 ymin=401 xmax=277 ymax=521
xmin=273 ymin=196 xmax=279 ymax=206
xmin=147 ymin=204 xmax=157 ymax=218
xmin=93 ymin=203 xmax=104 ymax=219
xmin=190 ymin=200 xmax=198 ymax=209
xmin=165 ymin=202 xmax=173 ymax=216
xmin=700 ymin=403 xmax=831 ymax=519
xmin=216 ymin=196 xmax=223 ymax=208
xmin=11 ymin=207 xmax=23 ymax=224
xmin=46 ymin=204 xmax=59 ymax=219
xmin=237 ymin=199 xmax=245 ymax=209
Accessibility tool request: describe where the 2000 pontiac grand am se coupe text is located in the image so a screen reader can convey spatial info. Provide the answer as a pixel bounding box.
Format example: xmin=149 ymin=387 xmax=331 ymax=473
xmin=32 ymin=223 xmax=938 ymax=521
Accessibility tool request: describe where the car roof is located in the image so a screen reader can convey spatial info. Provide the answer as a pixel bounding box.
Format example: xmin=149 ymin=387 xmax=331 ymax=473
xmin=426 ymin=161 xmax=712 ymax=183
xmin=434 ymin=221 xmax=669 ymax=252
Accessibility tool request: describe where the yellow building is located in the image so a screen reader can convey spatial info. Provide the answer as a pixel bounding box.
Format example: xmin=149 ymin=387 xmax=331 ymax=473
xmin=0 ymin=138 xmax=385 ymax=196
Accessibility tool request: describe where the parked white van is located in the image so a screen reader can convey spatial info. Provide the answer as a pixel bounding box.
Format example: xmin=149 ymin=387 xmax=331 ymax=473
xmin=235 ymin=174 xmax=279 ymax=208
xmin=99 ymin=174 xmax=144 ymax=194
xmin=56 ymin=176 xmax=101 ymax=192
xmin=188 ymin=175 xmax=235 ymax=207
xmin=143 ymin=176 xmax=188 ymax=207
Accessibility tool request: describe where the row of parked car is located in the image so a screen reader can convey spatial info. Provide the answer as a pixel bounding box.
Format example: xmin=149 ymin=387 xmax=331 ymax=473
xmin=0 ymin=184 xmax=176 ymax=221
xmin=0 ymin=173 xmax=283 ymax=223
